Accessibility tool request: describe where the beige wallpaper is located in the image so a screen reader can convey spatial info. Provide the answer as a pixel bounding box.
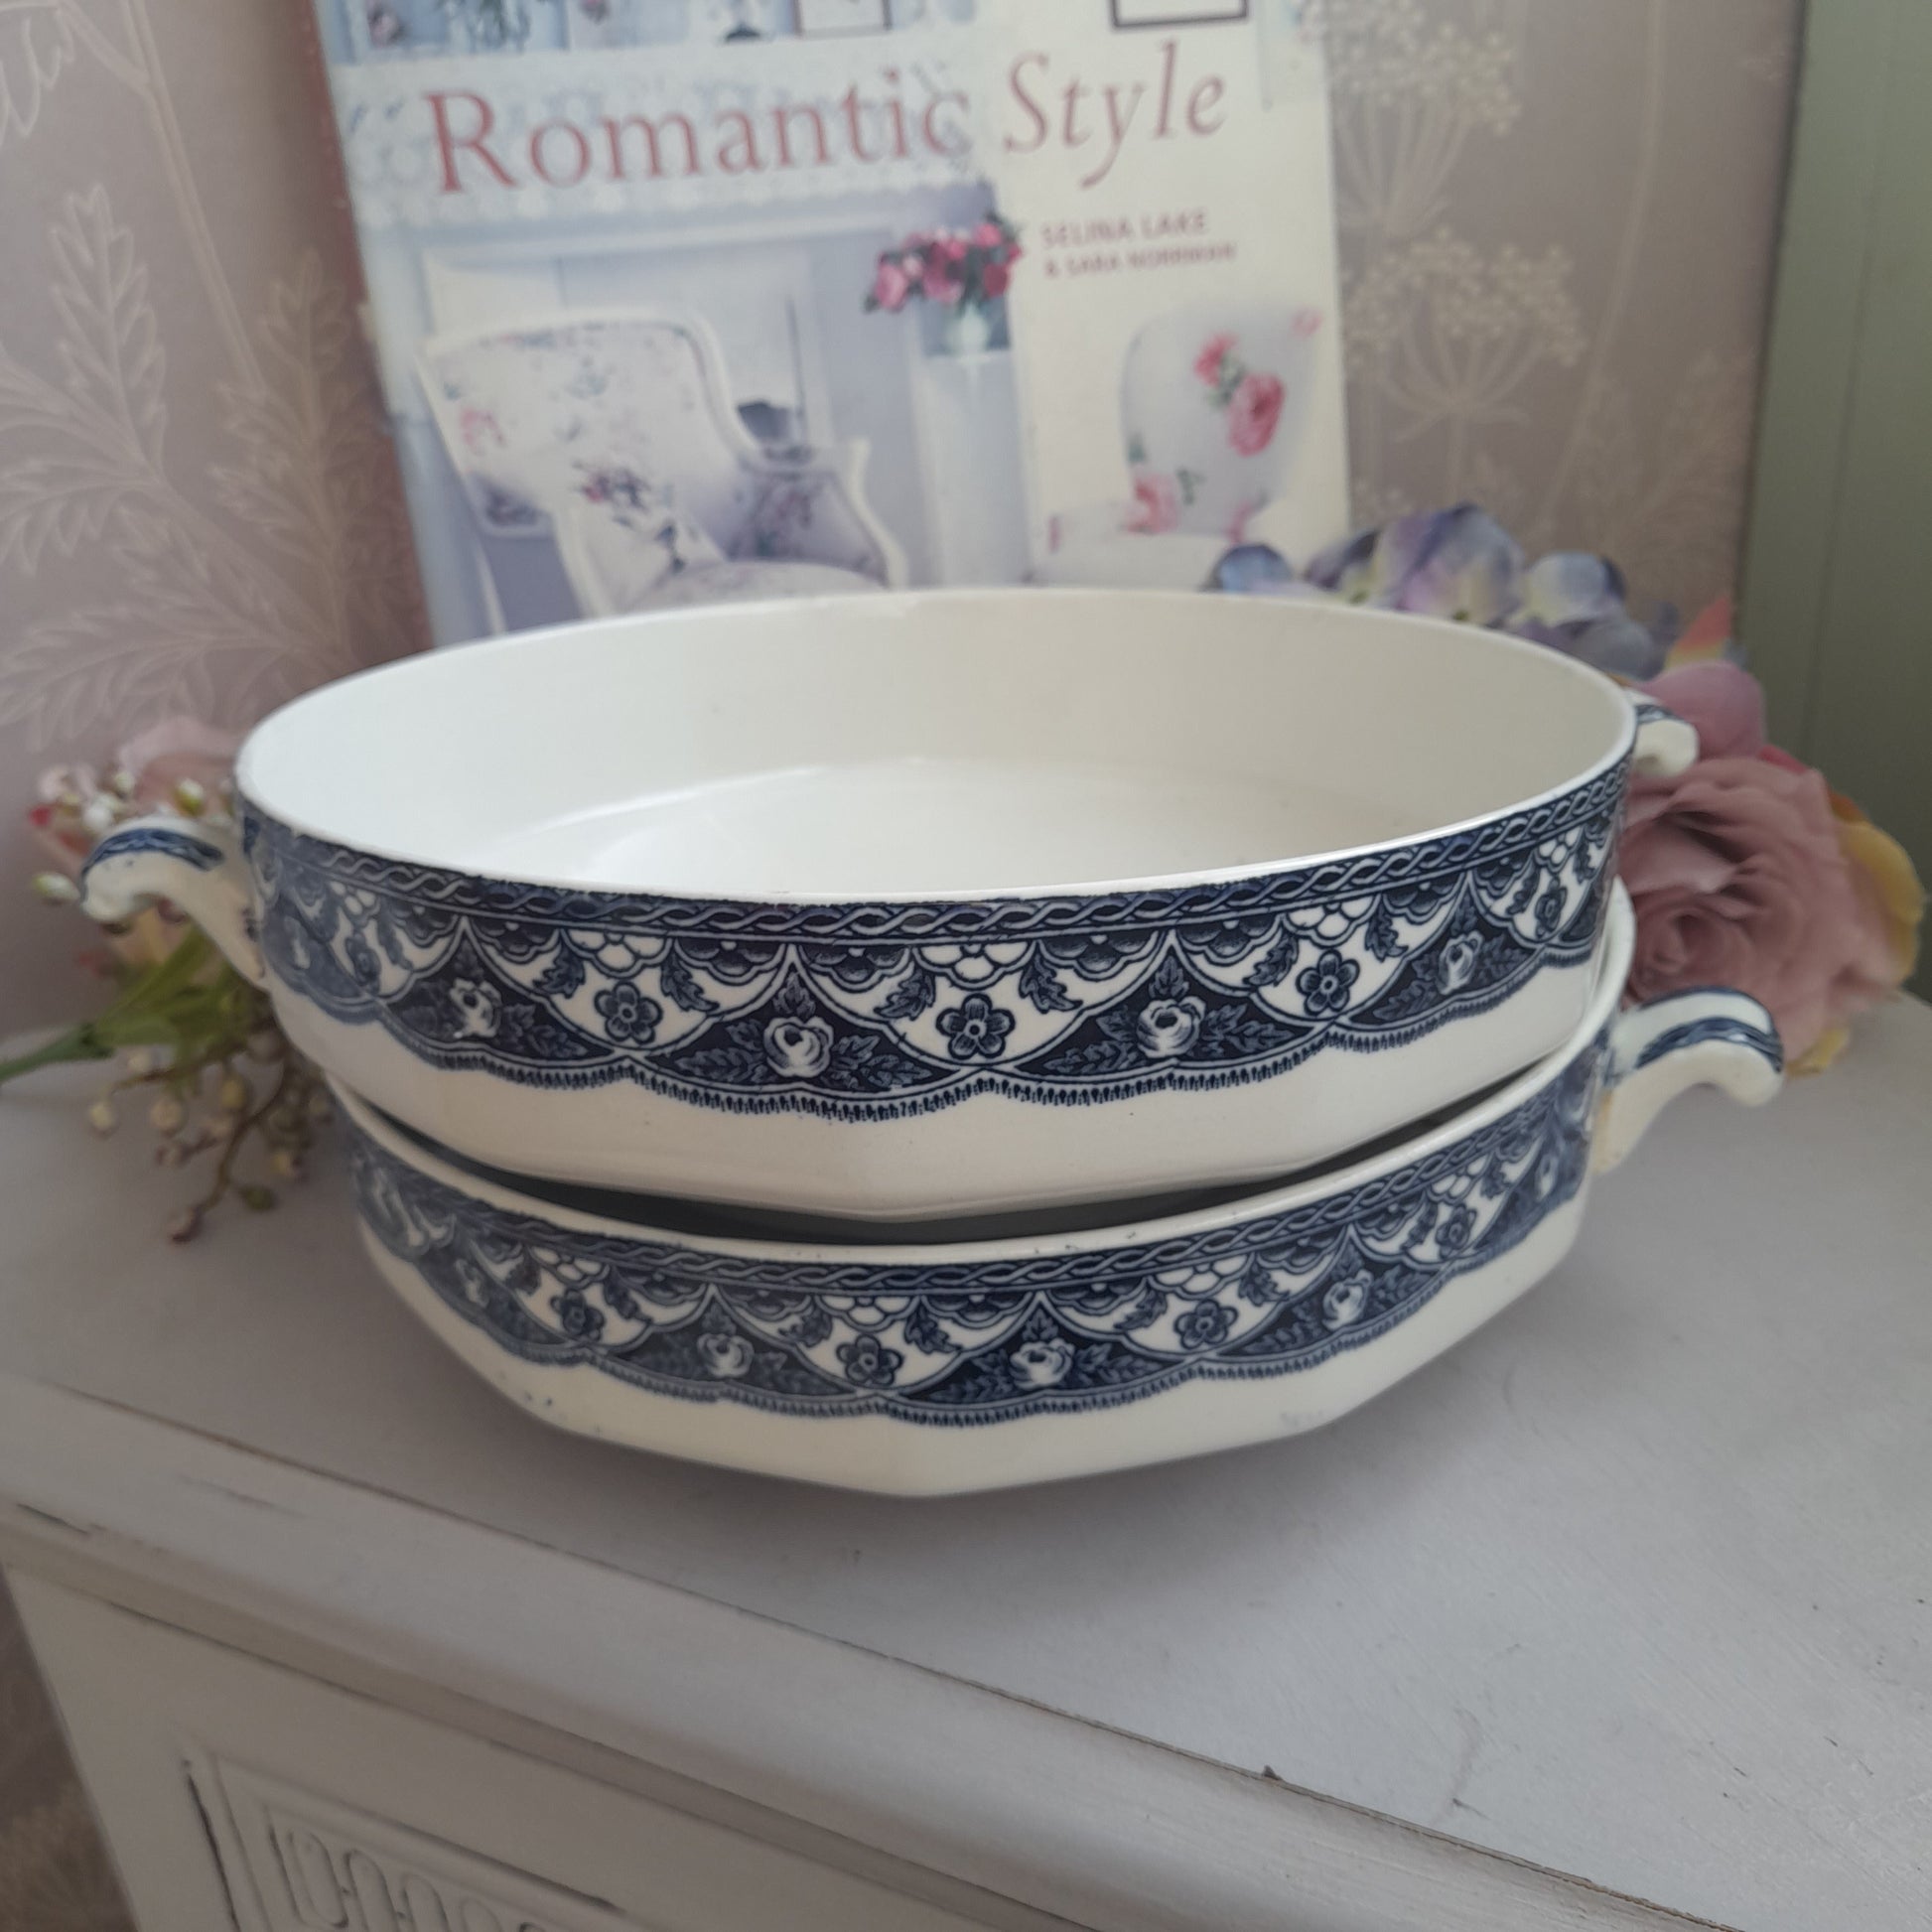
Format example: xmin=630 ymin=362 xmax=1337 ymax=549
xmin=0 ymin=6 xmax=1802 ymax=1911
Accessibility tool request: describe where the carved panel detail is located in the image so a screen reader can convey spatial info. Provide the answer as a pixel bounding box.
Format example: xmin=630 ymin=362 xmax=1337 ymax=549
xmin=200 ymin=1758 xmax=652 ymax=1932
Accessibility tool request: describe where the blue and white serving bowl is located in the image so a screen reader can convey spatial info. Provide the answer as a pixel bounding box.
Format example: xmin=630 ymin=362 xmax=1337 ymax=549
xmin=332 ymin=891 xmax=1783 ymax=1494
xmin=82 ymin=589 xmax=1696 ymax=1219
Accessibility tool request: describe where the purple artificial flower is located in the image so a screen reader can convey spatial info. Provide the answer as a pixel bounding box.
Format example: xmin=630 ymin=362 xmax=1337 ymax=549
xmin=1210 ymin=543 xmax=1301 ymax=596
xmin=1210 ymin=500 xmax=1673 ymax=680
xmin=1369 ymin=505 xmax=1526 ymax=625
xmin=1302 ymin=525 xmax=1378 ymax=599
xmin=1508 ymin=552 xmax=1674 ymax=679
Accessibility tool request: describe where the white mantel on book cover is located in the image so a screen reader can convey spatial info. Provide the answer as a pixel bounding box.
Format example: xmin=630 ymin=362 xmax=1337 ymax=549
xmin=310 ymin=0 xmax=1348 ymax=643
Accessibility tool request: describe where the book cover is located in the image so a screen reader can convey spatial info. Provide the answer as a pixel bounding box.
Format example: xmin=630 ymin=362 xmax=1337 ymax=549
xmin=308 ymin=0 xmax=1348 ymax=642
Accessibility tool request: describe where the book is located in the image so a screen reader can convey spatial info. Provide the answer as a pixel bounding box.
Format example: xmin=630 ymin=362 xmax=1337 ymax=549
xmin=306 ymin=0 xmax=1348 ymax=642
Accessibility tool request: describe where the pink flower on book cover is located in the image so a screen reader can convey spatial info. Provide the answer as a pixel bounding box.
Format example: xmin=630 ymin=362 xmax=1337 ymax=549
xmin=1126 ymin=469 xmax=1181 ymax=534
xmin=457 ymin=404 xmax=504 ymax=455
xmin=871 ymin=258 xmax=913 ymax=313
xmin=1193 ymin=332 xmax=1237 ymax=386
xmin=920 ymin=236 xmax=968 ymax=305
xmin=862 ymin=217 xmax=1022 ymax=317
xmin=1189 ymin=334 xmax=1289 ymax=455
xmin=1228 ymin=371 xmax=1286 ymax=456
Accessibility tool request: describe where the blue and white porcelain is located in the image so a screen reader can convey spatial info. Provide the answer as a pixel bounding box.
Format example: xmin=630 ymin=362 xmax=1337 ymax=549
xmin=81 ymin=589 xmax=1697 ymax=1218
xmin=332 ymin=891 xmax=1783 ymax=1494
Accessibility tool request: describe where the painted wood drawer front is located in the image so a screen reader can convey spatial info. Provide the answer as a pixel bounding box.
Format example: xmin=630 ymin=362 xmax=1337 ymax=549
xmin=9 ymin=1577 xmax=1032 ymax=1932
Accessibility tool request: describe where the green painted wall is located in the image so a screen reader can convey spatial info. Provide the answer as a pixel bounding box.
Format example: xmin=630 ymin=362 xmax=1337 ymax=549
xmin=1741 ymin=0 xmax=1931 ymax=994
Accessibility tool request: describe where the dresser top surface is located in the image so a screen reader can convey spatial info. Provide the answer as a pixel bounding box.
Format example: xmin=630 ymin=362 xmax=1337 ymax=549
xmin=3 ymin=999 xmax=1930 ymax=1930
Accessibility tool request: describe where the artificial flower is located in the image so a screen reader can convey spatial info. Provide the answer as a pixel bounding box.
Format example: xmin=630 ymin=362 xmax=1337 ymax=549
xmin=1208 ymin=543 xmax=1316 ymax=597
xmin=1236 ymin=504 xmax=1675 ymax=676
xmin=8 ymin=716 xmax=326 ymax=1237
xmin=1513 ymin=553 xmax=1669 ymax=680
xmin=29 ymin=716 xmax=242 ymax=970
xmin=1622 ymin=661 xmax=1923 ymax=1072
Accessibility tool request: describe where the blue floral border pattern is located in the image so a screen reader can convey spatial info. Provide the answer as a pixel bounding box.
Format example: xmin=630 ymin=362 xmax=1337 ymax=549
xmin=81 ymin=823 xmax=226 ymax=884
xmin=245 ymin=763 xmax=1623 ymax=1118
xmin=347 ymin=1034 xmax=1604 ymax=1426
xmin=1628 ymin=1011 xmax=1784 ymax=1076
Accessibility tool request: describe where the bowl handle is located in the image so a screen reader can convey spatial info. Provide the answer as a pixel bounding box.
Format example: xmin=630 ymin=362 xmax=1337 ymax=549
xmin=79 ymin=813 xmax=266 ymax=988
xmin=1592 ymin=988 xmax=1783 ymax=1174
xmin=1630 ymin=698 xmax=1700 ymax=779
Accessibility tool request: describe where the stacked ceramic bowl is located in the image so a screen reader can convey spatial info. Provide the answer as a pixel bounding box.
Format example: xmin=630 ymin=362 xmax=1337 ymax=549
xmin=84 ymin=591 xmax=1783 ymax=1492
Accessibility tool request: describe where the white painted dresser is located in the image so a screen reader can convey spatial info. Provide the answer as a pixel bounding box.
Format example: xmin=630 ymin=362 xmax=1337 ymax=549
xmin=1 ymin=1002 xmax=1929 ymax=1932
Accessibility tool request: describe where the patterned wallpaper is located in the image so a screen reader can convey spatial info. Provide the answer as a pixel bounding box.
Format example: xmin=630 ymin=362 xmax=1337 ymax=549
xmin=0 ymin=4 xmax=1805 ymax=1916
xmin=1329 ymin=0 xmax=1801 ymax=618
xmin=0 ymin=0 xmax=427 ymax=1027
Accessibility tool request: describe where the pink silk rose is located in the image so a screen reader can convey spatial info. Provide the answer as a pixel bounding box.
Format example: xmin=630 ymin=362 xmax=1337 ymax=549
xmin=1226 ymin=371 xmax=1285 ymax=456
xmin=1621 ymin=663 xmax=1922 ymax=1072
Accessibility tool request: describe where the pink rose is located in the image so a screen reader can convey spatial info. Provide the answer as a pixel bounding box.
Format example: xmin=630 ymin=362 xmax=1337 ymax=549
xmin=871 ymin=258 xmax=911 ymax=312
xmin=1193 ymin=332 xmax=1236 ymax=386
xmin=1226 ymin=371 xmax=1285 ymax=456
xmin=1645 ymin=661 xmax=1766 ymax=759
xmin=1619 ymin=664 xmax=1907 ymax=1069
xmin=1125 ymin=469 xmax=1180 ymax=534
xmin=971 ymin=220 xmax=1005 ymax=250
xmin=981 ymin=260 xmax=1011 ymax=299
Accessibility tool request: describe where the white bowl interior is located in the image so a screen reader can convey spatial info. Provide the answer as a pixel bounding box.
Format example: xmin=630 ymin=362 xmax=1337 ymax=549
xmin=241 ymin=590 xmax=1633 ymax=900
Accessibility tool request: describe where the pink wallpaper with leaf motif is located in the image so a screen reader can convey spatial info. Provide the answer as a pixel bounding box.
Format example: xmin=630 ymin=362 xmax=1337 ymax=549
xmin=0 ymin=0 xmax=427 ymax=1031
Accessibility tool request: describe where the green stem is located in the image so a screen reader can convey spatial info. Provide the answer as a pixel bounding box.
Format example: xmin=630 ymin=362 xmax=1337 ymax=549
xmin=0 ymin=1023 xmax=116 ymax=1087
xmin=0 ymin=930 xmax=224 ymax=1089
